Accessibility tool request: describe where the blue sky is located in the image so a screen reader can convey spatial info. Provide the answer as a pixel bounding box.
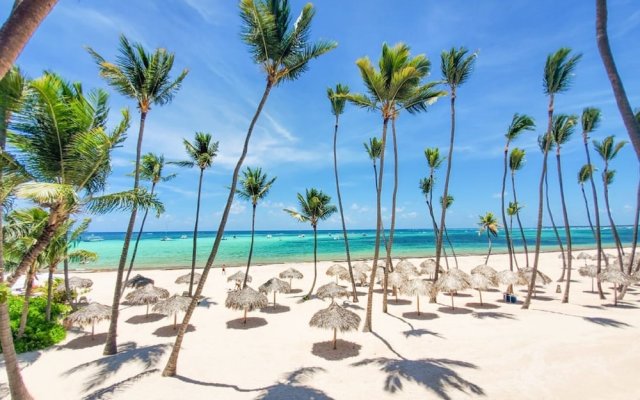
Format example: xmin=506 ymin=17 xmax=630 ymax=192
xmin=3 ymin=0 xmax=639 ymax=232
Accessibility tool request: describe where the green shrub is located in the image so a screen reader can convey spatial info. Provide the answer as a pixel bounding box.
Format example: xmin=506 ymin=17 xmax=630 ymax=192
xmin=1 ymin=294 xmax=70 ymax=353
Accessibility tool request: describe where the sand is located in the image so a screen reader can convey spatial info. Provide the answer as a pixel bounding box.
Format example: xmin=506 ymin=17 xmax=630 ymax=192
xmin=1 ymin=249 xmax=639 ymax=400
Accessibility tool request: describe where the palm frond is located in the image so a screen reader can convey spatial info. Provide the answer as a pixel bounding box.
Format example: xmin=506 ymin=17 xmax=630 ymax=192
xmin=543 ymin=48 xmax=582 ymax=95
xmin=506 ymin=113 xmax=536 ymax=141
xmin=581 ymin=107 xmax=601 ymax=135
xmin=86 ymin=188 xmax=164 ymax=216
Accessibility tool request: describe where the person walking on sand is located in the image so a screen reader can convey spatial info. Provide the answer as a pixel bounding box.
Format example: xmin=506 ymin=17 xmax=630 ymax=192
xmin=222 ymin=264 xmax=226 ymax=275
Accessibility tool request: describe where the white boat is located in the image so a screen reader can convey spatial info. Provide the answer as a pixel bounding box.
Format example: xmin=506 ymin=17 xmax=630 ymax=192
xmin=298 ymin=234 xmax=305 ymax=238
xmin=180 ymin=235 xmax=188 ymax=239
xmin=86 ymin=234 xmax=104 ymax=242
xmin=161 ymin=236 xmax=173 ymax=241
xmin=266 ymin=234 xmax=272 ymax=239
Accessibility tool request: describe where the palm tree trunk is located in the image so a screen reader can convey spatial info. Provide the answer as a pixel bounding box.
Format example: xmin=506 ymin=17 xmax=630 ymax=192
xmin=501 ymin=144 xmax=514 ymax=271
xmin=63 ymin=253 xmax=72 ymax=308
xmin=162 ymin=81 xmax=273 ymax=377
xmin=122 ymin=182 xmax=156 ymax=295
xmin=189 ymin=169 xmax=204 ymax=296
xmin=584 ymin=138 xmax=605 ymax=299
xmin=363 ymin=117 xmax=389 ymax=333
xmin=383 ymin=118 xmax=400 ymax=313
xmin=596 ymin=0 xmax=640 ymax=159
xmin=545 ymin=172 xmax=567 ymax=281
xmin=509 ymin=216 xmax=520 ymax=270
xmin=443 ymin=226 xmax=458 ymax=269
xmin=523 ymin=94 xmax=554 ymax=309
xmin=580 ymin=184 xmax=596 ymax=237
xmin=242 ymin=204 xmax=257 ymax=289
xmin=433 ymin=90 xmax=457 ymax=302
xmin=104 ymin=110 xmax=147 ymax=356
xmin=0 ymin=0 xmax=58 ymax=81
xmin=557 ymin=151 xmax=573 ymax=303
xmin=485 ymin=232 xmax=493 ymax=264
xmin=620 ymin=179 xmax=640 ymax=300
xmin=305 ymin=225 xmax=319 ymax=300
xmin=333 ymin=115 xmax=357 ymax=302
xmin=17 ymin=267 xmax=34 ymax=338
xmin=45 ymin=265 xmax=54 ymax=321
xmin=371 ymin=162 xmax=393 ymax=264
xmin=511 ymin=173 xmax=529 ymax=268
xmin=602 ymin=164 xmax=625 ymax=271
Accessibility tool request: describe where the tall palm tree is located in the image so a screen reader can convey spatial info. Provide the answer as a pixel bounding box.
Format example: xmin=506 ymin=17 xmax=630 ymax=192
xmin=440 ymin=194 xmax=458 ymax=269
xmin=345 ymin=42 xmax=444 ymax=330
xmin=506 ymin=202 xmax=521 ymax=270
xmin=418 ymin=177 xmax=450 ymax=269
xmin=500 ymin=114 xmax=535 ymax=271
xmin=478 ymin=212 xmax=499 ymax=264
xmin=580 ymin=107 xmax=605 ymax=298
xmin=123 ymin=153 xmax=176 ymax=291
xmin=595 ymin=0 xmax=640 ymax=159
xmin=88 ymin=35 xmax=188 ymax=355
xmin=174 ymin=132 xmax=218 ymax=296
xmin=523 ymin=48 xmax=581 ymax=309
xmin=550 ymin=114 xmax=578 ymax=302
xmin=509 ymin=148 xmax=529 ymax=268
xmin=433 ymin=47 xmax=477 ymax=302
xmin=284 ymin=188 xmax=337 ymax=300
xmin=364 ymin=137 xmax=393 ymax=263
xmin=327 ymin=84 xmax=357 ymax=302
xmin=578 ymin=164 xmax=596 ymax=237
xmin=424 ymin=148 xmax=445 ymax=248
xmin=236 ymin=167 xmax=276 ymax=288
xmin=0 ymin=0 xmax=58 ymax=83
xmin=162 ymin=0 xmax=336 ymax=377
xmin=594 ymin=135 xmax=627 ymax=270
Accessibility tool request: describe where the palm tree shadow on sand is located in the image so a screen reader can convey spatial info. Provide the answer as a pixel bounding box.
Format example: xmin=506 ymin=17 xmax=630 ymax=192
xmin=311 ymin=340 xmax=361 ymax=361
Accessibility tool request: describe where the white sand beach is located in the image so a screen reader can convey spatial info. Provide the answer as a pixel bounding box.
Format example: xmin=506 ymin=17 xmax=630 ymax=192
xmin=2 ymin=249 xmax=639 ymax=400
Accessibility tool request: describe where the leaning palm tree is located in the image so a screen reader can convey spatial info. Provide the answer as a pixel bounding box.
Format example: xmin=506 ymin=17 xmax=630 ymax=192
xmin=344 ymin=42 xmax=444 ymax=330
xmin=594 ymin=135 xmax=627 ymax=270
xmin=500 ymin=114 xmax=535 ymax=272
xmin=423 ymin=148 xmax=445 ymax=253
xmin=523 ymin=48 xmax=581 ymax=310
xmin=595 ymin=0 xmax=640 ymax=158
xmin=89 ymin=35 xmax=188 ymax=355
xmin=236 ymin=166 xmax=276 ymax=288
xmin=578 ymin=164 xmax=596 ymax=237
xmin=440 ymin=194 xmax=458 ymax=269
xmin=284 ymin=189 xmax=337 ymax=300
xmin=580 ymin=107 xmax=606 ymax=299
xmin=419 ymin=176 xmax=450 ymax=269
xmin=328 ymin=84 xmax=357 ymax=302
xmin=551 ymin=114 xmax=578 ymax=302
xmin=174 ymin=132 xmax=219 ymax=296
xmin=506 ymin=202 xmax=521 ymax=270
xmin=123 ymin=153 xmax=176 ymax=291
xmin=478 ymin=212 xmax=499 ymax=264
xmin=433 ymin=47 xmax=477 ymax=303
xmin=509 ymin=148 xmax=529 ymax=268
xmin=364 ymin=137 xmax=392 ymax=262
xmin=162 ymin=0 xmax=335 ymax=377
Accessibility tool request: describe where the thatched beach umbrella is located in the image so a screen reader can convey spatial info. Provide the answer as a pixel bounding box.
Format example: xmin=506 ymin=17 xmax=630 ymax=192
xmin=175 ymin=272 xmax=202 ymax=285
xmin=436 ymin=271 xmax=471 ymax=310
xmin=125 ymin=274 xmax=154 ymax=289
xmin=309 ymin=302 xmax=360 ymax=350
xmin=326 ymin=264 xmax=348 ymax=283
xmin=152 ymin=294 xmax=191 ymax=329
xmin=498 ymin=269 xmax=527 ymax=287
xmin=278 ymin=268 xmax=303 ymax=288
xmin=64 ymin=276 xmax=93 ymax=290
xmin=227 ymin=271 xmax=252 ymax=289
xmin=598 ymin=268 xmax=632 ymax=306
xmin=225 ymin=286 xmax=268 ymax=323
xmin=125 ymin=285 xmax=169 ymax=316
xmin=316 ymin=282 xmax=348 ymax=301
xmin=396 ymin=260 xmax=419 ymax=277
xmin=558 ymin=252 xmax=575 ymax=259
xmin=259 ymin=277 xmax=291 ymax=306
xmin=387 ymin=271 xmax=407 ymax=303
xmin=65 ymin=302 xmax=111 ymax=338
xmin=400 ymin=278 xmax=432 ymax=315
xmin=352 ymin=262 xmax=370 ymax=275
xmin=470 ymin=264 xmax=498 ymax=279
xmin=470 ymin=273 xmax=498 ymax=305
xmin=520 ymin=268 xmax=552 ymax=285
xmin=579 ymin=265 xmax=599 ymax=292
xmin=419 ymin=259 xmax=443 ymax=278
xmin=338 ymin=269 xmax=366 ymax=286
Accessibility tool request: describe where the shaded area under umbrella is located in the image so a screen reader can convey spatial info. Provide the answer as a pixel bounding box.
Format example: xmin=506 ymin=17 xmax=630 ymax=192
xmin=64 ymin=302 xmax=111 ymax=338
xmin=225 ymin=286 xmax=268 ymax=324
xmin=470 ymin=273 xmax=498 ymax=306
xmin=309 ymin=302 xmax=360 ymax=350
xmin=436 ymin=271 xmax=471 ymax=310
xmin=400 ymin=278 xmax=433 ymax=315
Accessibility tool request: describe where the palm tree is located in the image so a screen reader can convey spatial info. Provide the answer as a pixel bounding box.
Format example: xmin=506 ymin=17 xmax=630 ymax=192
xmin=595 ymin=0 xmax=640 ymax=159
xmin=440 ymin=194 xmax=458 ymax=269
xmin=236 ymin=167 xmax=276 ymax=288
xmin=365 ymin=137 xmax=393 ymax=264
xmin=424 ymin=148 xmax=445 ymax=248
xmin=509 ymin=148 xmax=529 ymax=268
xmin=578 ymin=164 xmax=596 ymax=237
xmin=500 ymin=114 xmax=535 ymax=271
xmin=123 ymin=153 xmax=176 ymax=291
xmin=418 ymin=177 xmax=450 ymax=270
xmin=88 ymin=34 xmax=188 ymax=355
xmin=478 ymin=212 xmax=499 ymax=264
xmin=284 ymin=189 xmax=337 ymax=300
xmin=162 ymin=0 xmax=335 ymax=377
xmin=550 ymin=114 xmax=578 ymax=302
xmin=344 ymin=42 xmax=444 ymax=330
xmin=523 ymin=48 xmax=581 ymax=309
xmin=0 ymin=0 xmax=58 ymax=83
xmin=328 ymin=84 xmax=357 ymax=302
xmin=594 ymin=135 xmax=627 ymax=271
xmin=581 ymin=107 xmax=605 ymax=298
xmin=433 ymin=47 xmax=477 ymax=303
xmin=174 ymin=132 xmax=218 ymax=296
xmin=506 ymin=202 xmax=521 ymax=270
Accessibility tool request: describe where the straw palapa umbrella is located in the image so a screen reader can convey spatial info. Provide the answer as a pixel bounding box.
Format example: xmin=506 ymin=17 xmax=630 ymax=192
xmin=352 ymin=262 xmax=370 ymax=276
xmin=396 ymin=261 xmax=419 ymax=277
xmin=576 ymin=252 xmax=591 ymax=267
xmin=65 ymin=302 xmax=111 ymax=338
xmin=400 ymin=278 xmax=433 ymax=314
xmin=470 ymin=264 xmax=498 ymax=279
xmin=520 ymin=268 xmax=552 ymax=285
xmin=387 ymin=271 xmax=407 ymax=302
xmin=278 ymin=268 xmax=303 ymax=288
xmin=436 ymin=271 xmax=471 ymax=310
xmin=470 ymin=273 xmax=498 ymax=305
xmin=125 ymin=274 xmax=154 ymax=289
xmin=175 ymin=272 xmax=202 ymax=285
xmin=338 ymin=269 xmax=367 ymax=286
xmin=152 ymin=294 xmax=191 ymax=329
xmin=579 ymin=265 xmax=599 ymax=292
xmin=326 ymin=264 xmax=348 ymax=284
xmin=598 ymin=268 xmax=632 ymax=306
xmin=259 ymin=277 xmax=291 ymax=306
xmin=228 ymin=271 xmax=252 ymax=289
xmin=316 ymin=282 xmax=348 ymax=301
xmin=62 ymin=276 xmax=93 ymax=290
xmin=225 ymin=286 xmax=268 ymax=324
xmin=419 ymin=259 xmax=444 ymax=278
xmin=125 ymin=285 xmax=170 ymax=316
xmin=309 ymin=302 xmax=360 ymax=350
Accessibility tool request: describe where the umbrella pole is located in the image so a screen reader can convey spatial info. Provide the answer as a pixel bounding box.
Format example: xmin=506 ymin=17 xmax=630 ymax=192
xmin=333 ymin=328 xmax=337 ymax=350
xmin=395 ymin=288 xmax=398 ymax=304
xmin=591 ymin=277 xmax=594 ymax=292
xmin=91 ymin=320 xmax=95 ymax=339
xmin=174 ymin=313 xmax=177 ymax=329
xmin=479 ymin=290 xmax=483 ymax=306
xmin=614 ymin=286 xmax=618 ymax=306
xmin=273 ymin=292 xmax=276 ymax=307
xmin=146 ymin=304 xmax=149 ymax=317
xmin=243 ymin=308 xmax=247 ymax=324
xmin=290 ymin=278 xmax=292 ymax=288
xmin=450 ymin=291 xmax=454 ymax=310
xmin=416 ymin=296 xmax=420 ymax=315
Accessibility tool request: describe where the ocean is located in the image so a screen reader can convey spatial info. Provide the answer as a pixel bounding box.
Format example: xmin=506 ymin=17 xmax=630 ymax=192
xmin=72 ymin=226 xmax=637 ymax=270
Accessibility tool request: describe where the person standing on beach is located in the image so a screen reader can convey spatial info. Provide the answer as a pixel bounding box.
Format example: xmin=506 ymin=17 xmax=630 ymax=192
xmin=221 ymin=264 xmax=226 ymax=275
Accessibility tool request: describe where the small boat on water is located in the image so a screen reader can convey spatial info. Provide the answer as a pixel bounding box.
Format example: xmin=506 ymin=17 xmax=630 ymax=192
xmin=266 ymin=234 xmax=272 ymax=239
xmin=86 ymin=234 xmax=104 ymax=242
xmin=161 ymin=236 xmax=173 ymax=241
xmin=298 ymin=234 xmax=305 ymax=238
xmin=180 ymin=235 xmax=188 ymax=239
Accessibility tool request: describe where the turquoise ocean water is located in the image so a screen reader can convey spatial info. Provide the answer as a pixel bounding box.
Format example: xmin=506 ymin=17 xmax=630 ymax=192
xmin=72 ymin=226 xmax=637 ymax=271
